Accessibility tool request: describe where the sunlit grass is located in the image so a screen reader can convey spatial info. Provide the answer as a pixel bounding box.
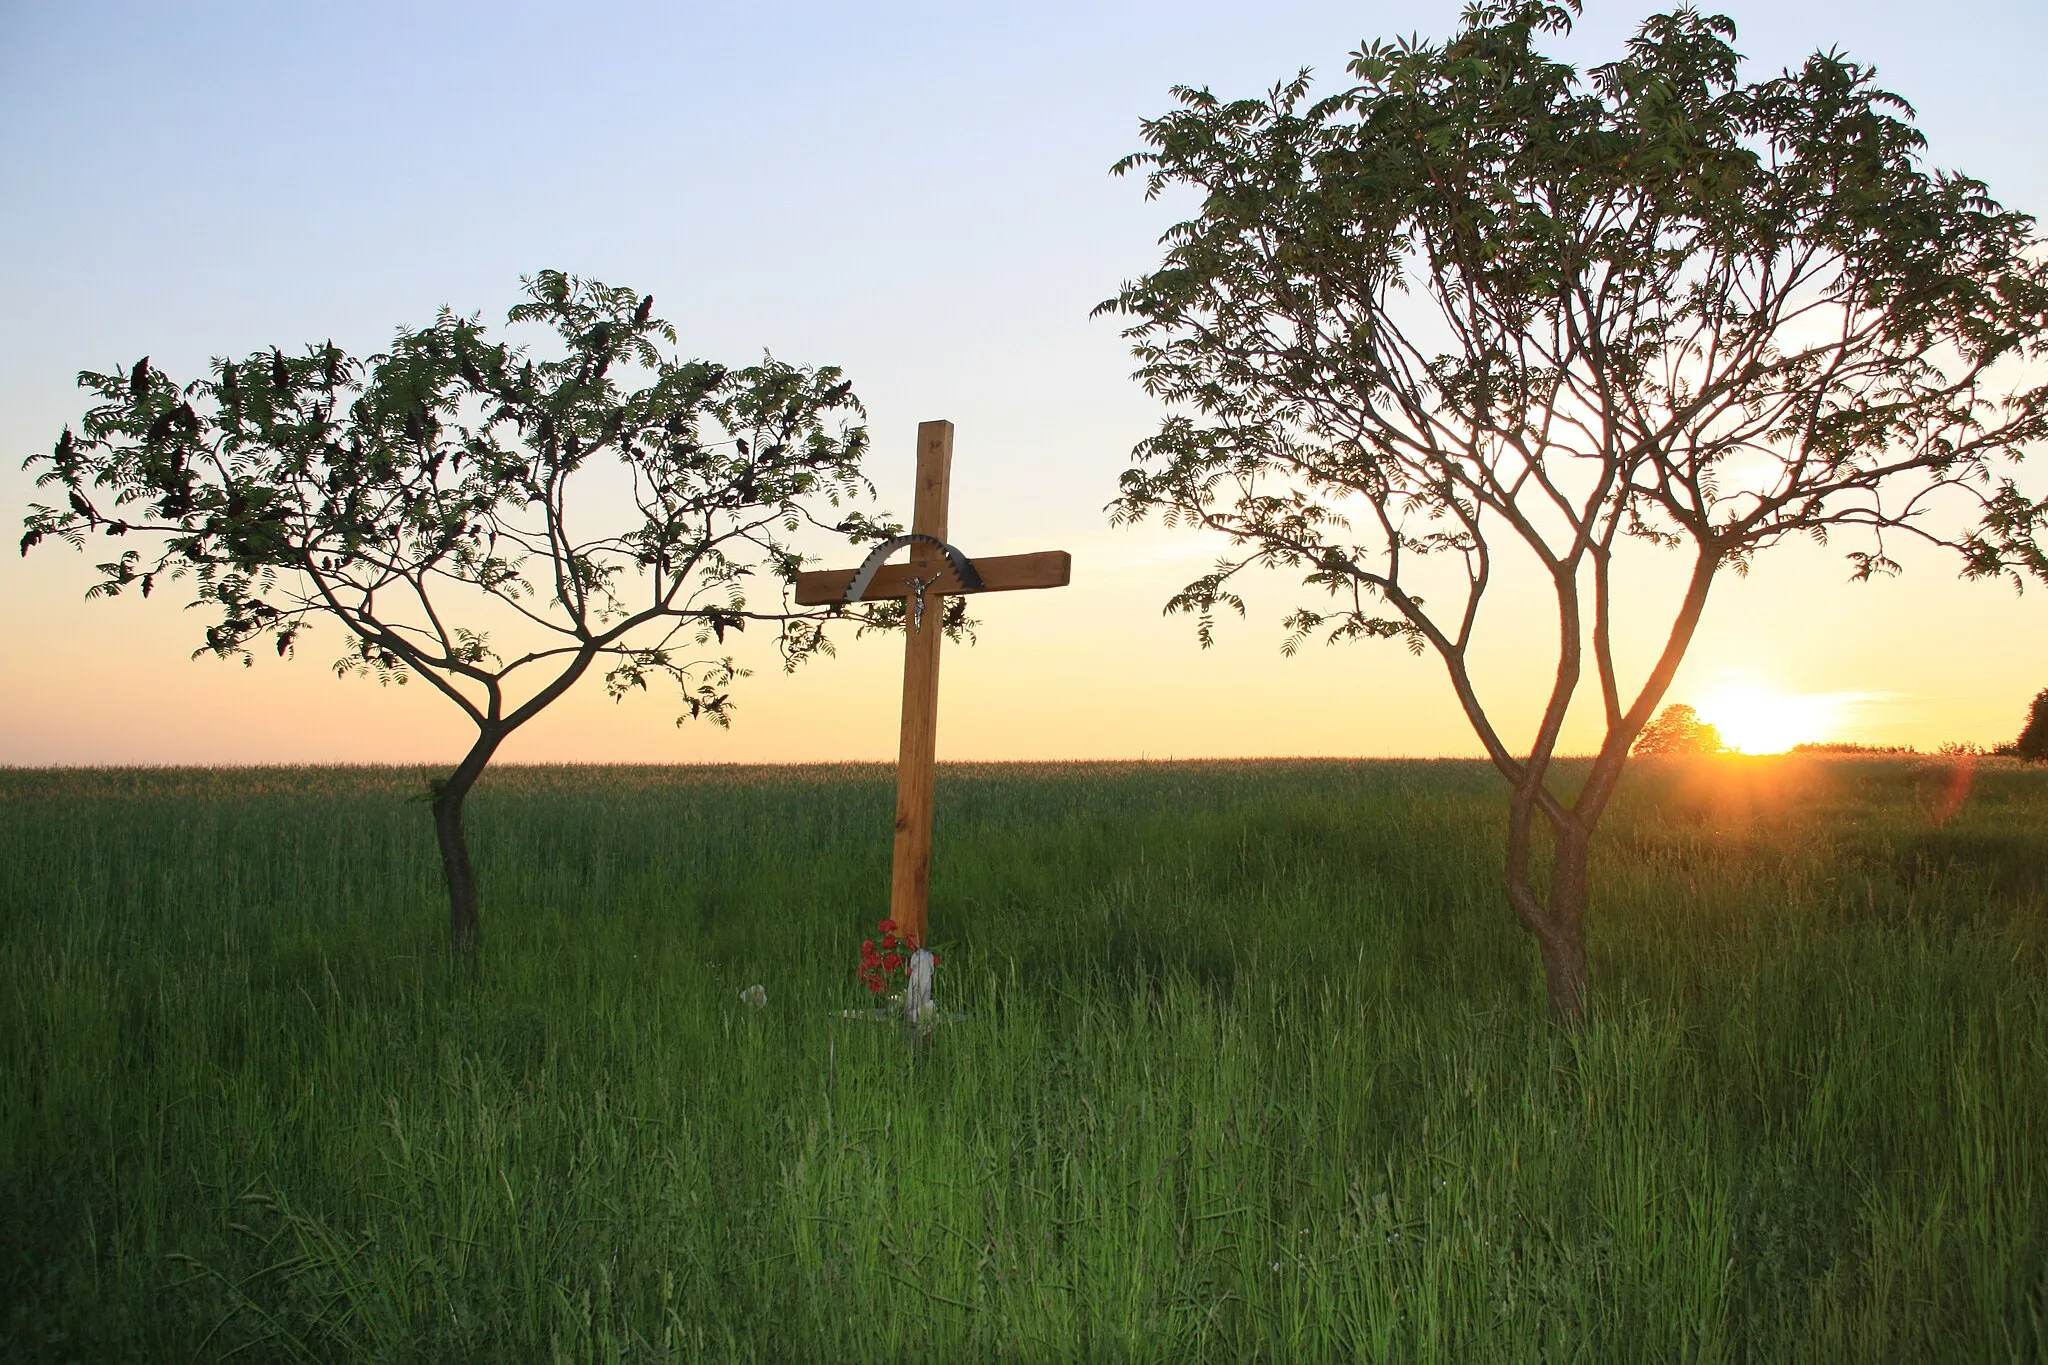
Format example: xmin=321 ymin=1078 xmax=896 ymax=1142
xmin=2 ymin=757 xmax=2043 ymax=1361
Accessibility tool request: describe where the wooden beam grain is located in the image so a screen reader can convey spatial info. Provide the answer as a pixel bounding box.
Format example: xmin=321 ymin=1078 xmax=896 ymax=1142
xmin=889 ymin=421 xmax=953 ymax=942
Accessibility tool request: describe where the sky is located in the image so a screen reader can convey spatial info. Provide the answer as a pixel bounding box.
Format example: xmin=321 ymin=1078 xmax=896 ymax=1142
xmin=2 ymin=0 xmax=2044 ymax=766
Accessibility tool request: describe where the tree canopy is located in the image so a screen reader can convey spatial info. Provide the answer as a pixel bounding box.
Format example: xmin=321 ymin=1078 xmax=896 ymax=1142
xmin=1100 ymin=0 xmax=2048 ymax=1021
xmin=23 ymin=270 xmax=887 ymax=947
xmin=1632 ymin=703 xmax=1724 ymax=756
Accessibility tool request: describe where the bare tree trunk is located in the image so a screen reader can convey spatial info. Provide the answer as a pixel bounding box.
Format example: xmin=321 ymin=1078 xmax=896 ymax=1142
xmin=1505 ymin=810 xmax=1593 ymax=1028
xmin=1536 ymin=925 xmax=1589 ymax=1027
xmin=1537 ymin=828 xmax=1591 ymax=1028
xmin=431 ymin=729 xmax=505 ymax=955
xmin=423 ymin=652 xmax=601 ymax=955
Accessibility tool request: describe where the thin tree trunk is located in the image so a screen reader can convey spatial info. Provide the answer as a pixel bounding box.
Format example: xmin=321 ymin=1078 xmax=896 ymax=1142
xmin=432 ymin=728 xmax=505 ymax=955
xmin=1536 ymin=921 xmax=1589 ymax=1028
xmin=1506 ymin=813 xmax=1593 ymax=1028
xmin=1538 ymin=827 xmax=1591 ymax=1028
xmin=424 ymin=649 xmax=603 ymax=955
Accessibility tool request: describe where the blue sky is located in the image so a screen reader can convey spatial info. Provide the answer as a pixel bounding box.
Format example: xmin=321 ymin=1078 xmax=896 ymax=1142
xmin=3 ymin=1 xmax=2044 ymax=763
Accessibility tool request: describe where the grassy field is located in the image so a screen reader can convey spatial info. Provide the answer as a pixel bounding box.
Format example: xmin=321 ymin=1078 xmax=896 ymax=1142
xmin=1 ymin=756 xmax=2043 ymax=1362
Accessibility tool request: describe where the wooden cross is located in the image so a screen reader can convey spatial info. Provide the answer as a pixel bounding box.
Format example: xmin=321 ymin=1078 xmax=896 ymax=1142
xmin=795 ymin=420 xmax=1071 ymax=943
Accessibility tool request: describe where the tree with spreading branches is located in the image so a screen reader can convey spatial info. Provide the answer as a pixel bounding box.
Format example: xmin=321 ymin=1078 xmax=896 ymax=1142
xmin=23 ymin=271 xmax=891 ymax=951
xmin=1099 ymin=1 xmax=2048 ymax=1022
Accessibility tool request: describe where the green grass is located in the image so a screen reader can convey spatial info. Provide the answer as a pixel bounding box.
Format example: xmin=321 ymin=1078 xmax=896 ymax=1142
xmin=2 ymin=757 xmax=2043 ymax=1362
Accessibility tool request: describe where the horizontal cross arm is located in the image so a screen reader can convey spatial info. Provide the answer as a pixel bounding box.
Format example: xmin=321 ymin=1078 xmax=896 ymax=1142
xmin=794 ymin=549 xmax=1070 ymax=606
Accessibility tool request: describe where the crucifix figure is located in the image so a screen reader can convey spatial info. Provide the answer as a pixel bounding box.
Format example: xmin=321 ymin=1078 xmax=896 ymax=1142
xmin=796 ymin=420 xmax=1070 ymax=956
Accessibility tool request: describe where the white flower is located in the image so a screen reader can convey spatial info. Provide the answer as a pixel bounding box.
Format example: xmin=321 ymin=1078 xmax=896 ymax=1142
xmin=739 ymin=984 xmax=767 ymax=1010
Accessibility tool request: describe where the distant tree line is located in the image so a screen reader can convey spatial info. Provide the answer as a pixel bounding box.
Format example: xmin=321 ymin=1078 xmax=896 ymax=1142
xmin=1631 ymin=690 xmax=2048 ymax=759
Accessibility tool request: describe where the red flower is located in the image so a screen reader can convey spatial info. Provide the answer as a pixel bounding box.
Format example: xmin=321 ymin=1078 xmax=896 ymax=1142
xmin=853 ymin=918 xmax=942 ymax=1001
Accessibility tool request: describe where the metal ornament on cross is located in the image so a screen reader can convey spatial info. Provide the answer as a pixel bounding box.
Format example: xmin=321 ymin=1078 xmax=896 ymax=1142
xmin=795 ymin=420 xmax=1071 ymax=947
xmin=839 ymin=534 xmax=984 ymax=629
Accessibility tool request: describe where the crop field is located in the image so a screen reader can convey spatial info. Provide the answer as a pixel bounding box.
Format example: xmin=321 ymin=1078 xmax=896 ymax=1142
xmin=2 ymin=757 xmax=2044 ymax=1362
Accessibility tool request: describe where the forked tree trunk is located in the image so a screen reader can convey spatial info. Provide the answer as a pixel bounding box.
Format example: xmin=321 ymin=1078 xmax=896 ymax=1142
xmin=431 ymin=729 xmax=506 ymax=955
xmin=424 ymin=654 xmax=600 ymax=955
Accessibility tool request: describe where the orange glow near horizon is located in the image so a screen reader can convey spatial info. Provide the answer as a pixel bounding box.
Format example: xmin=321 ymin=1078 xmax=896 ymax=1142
xmin=1691 ymin=681 xmax=1839 ymax=755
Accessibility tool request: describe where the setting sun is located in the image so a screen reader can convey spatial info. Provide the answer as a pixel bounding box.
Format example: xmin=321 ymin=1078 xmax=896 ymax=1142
xmin=1692 ymin=682 xmax=1839 ymax=754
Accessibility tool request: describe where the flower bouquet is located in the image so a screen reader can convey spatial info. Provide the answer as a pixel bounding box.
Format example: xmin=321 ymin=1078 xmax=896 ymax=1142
xmin=841 ymin=917 xmax=947 ymax=1034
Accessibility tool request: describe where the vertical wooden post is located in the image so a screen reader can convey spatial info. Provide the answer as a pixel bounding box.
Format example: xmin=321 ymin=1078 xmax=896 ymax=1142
xmin=889 ymin=420 xmax=953 ymax=942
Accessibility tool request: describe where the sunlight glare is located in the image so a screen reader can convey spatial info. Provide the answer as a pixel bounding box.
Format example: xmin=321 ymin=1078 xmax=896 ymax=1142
xmin=1692 ymin=683 xmax=1837 ymax=755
